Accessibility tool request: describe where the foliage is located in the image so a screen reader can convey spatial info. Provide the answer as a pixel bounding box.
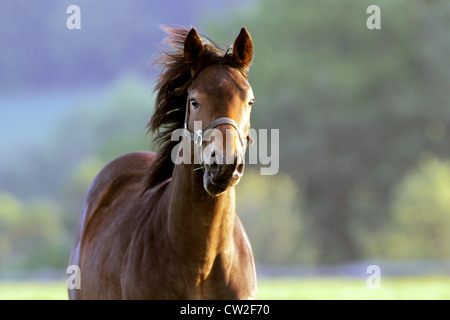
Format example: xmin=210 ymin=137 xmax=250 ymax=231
xmin=0 ymin=193 xmax=67 ymax=269
xmin=380 ymin=157 xmax=450 ymax=259
xmin=236 ymin=171 xmax=313 ymax=265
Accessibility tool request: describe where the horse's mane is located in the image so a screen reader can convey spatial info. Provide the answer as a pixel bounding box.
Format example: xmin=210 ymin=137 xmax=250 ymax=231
xmin=145 ymin=27 xmax=249 ymax=189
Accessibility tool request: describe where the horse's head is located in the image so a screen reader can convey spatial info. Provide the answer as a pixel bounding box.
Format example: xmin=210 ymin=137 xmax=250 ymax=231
xmin=184 ymin=27 xmax=254 ymax=196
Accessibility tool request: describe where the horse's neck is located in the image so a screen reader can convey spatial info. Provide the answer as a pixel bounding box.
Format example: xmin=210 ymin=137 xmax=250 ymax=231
xmin=166 ymin=164 xmax=236 ymax=277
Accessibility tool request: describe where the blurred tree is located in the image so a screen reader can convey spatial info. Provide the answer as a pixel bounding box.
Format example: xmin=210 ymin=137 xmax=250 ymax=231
xmin=0 ymin=192 xmax=67 ymax=269
xmin=208 ymin=0 xmax=450 ymax=263
xmin=0 ymin=193 xmax=22 ymax=261
xmin=236 ymin=170 xmax=314 ymax=265
xmin=379 ymin=157 xmax=450 ymax=259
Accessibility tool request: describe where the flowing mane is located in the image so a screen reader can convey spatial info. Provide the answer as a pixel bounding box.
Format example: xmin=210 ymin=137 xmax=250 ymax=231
xmin=145 ymin=27 xmax=249 ymax=189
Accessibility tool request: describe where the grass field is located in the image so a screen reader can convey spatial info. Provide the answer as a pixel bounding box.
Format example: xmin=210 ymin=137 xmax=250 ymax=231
xmin=0 ymin=277 xmax=449 ymax=300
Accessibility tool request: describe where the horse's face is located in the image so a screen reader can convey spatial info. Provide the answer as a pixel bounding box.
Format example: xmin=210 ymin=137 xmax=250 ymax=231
xmin=184 ymin=28 xmax=254 ymax=196
xmin=188 ymin=65 xmax=254 ymax=195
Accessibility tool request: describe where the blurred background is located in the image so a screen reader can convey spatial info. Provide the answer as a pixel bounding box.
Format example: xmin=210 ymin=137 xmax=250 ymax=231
xmin=0 ymin=0 xmax=449 ymax=299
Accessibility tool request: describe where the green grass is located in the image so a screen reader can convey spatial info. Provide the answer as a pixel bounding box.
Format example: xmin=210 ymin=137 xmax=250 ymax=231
xmin=0 ymin=277 xmax=448 ymax=300
xmin=0 ymin=281 xmax=68 ymax=300
xmin=257 ymin=276 xmax=450 ymax=300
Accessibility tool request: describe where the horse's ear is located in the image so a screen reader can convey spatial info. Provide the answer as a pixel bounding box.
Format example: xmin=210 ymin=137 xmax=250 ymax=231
xmin=233 ymin=27 xmax=253 ymax=69
xmin=184 ymin=28 xmax=204 ymax=74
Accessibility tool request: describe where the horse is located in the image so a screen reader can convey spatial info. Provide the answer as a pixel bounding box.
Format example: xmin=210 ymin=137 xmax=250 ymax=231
xmin=68 ymin=26 xmax=257 ymax=299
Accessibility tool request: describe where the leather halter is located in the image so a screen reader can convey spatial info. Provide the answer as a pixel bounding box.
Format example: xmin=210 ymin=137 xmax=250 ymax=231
xmin=183 ymin=96 xmax=252 ymax=169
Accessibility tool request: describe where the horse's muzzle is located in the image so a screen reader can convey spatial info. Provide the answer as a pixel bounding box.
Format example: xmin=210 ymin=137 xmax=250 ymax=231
xmin=203 ymin=151 xmax=245 ymax=195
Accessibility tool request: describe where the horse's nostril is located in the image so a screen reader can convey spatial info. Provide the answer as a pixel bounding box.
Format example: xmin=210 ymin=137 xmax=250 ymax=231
xmin=208 ymin=150 xmax=220 ymax=174
xmin=236 ymin=163 xmax=244 ymax=175
xmin=232 ymin=163 xmax=245 ymax=179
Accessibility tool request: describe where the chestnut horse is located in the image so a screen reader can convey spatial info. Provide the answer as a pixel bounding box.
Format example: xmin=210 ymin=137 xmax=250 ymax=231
xmin=68 ymin=27 xmax=257 ymax=299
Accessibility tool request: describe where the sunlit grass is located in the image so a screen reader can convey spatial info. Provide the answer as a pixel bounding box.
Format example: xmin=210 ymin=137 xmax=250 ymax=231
xmin=0 ymin=281 xmax=68 ymax=300
xmin=0 ymin=277 xmax=448 ymax=300
xmin=257 ymin=276 xmax=450 ymax=300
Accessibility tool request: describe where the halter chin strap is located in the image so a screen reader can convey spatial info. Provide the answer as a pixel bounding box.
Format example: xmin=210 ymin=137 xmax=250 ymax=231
xmin=183 ymin=96 xmax=253 ymax=170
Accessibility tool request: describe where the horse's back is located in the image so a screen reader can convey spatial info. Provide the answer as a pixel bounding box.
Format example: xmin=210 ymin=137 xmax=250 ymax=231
xmin=69 ymin=151 xmax=156 ymax=299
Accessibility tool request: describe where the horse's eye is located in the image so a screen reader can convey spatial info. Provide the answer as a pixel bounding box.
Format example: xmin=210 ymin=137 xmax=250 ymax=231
xmin=190 ymin=99 xmax=199 ymax=109
xmin=248 ymin=99 xmax=255 ymax=107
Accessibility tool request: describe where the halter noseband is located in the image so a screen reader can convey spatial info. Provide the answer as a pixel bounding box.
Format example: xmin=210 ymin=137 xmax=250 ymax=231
xmin=183 ymin=96 xmax=252 ymax=170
